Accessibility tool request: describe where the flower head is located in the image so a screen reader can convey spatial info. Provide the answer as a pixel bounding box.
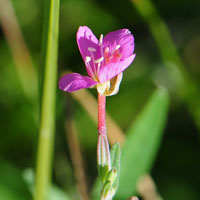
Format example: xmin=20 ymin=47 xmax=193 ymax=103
xmin=59 ymin=26 xmax=135 ymax=96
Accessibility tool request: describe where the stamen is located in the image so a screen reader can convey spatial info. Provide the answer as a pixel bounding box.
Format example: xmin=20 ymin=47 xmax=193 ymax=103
xmin=97 ymin=62 xmax=101 ymax=71
xmin=115 ymin=44 xmax=121 ymax=50
xmin=85 ymin=56 xmax=96 ymax=79
xmin=85 ymin=56 xmax=91 ymax=62
xmin=89 ymin=50 xmax=96 ymax=74
xmin=99 ymin=34 xmax=103 ymax=45
xmin=95 ymin=57 xmax=104 ymax=73
xmin=95 ymin=57 xmax=104 ymax=63
xmin=88 ymin=47 xmax=96 ymax=52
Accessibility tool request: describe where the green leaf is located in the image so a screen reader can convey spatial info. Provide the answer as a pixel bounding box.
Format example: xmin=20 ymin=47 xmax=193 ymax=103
xmin=111 ymin=143 xmax=121 ymax=170
xmin=115 ymin=88 xmax=169 ymax=199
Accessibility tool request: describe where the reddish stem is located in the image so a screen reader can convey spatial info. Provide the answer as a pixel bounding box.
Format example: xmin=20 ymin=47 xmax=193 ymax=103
xmin=98 ymin=93 xmax=106 ymax=136
xmin=97 ymin=92 xmax=111 ymax=170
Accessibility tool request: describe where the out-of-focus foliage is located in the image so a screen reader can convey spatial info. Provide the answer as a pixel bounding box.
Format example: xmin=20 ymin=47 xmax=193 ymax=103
xmin=0 ymin=0 xmax=199 ymax=199
xmin=23 ymin=169 xmax=70 ymax=200
xmin=116 ymin=88 xmax=169 ymax=198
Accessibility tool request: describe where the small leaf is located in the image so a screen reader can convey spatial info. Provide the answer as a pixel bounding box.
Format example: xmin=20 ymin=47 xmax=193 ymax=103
xmin=105 ymin=169 xmax=117 ymax=185
xmin=111 ymin=143 xmax=121 ymax=171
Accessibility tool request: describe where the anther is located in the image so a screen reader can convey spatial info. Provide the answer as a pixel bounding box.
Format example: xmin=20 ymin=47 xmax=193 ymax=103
xmin=95 ymin=57 xmax=104 ymax=63
xmin=85 ymin=56 xmax=91 ymax=62
xmin=99 ymin=34 xmax=103 ymax=45
xmin=88 ymin=47 xmax=96 ymax=52
xmin=115 ymin=44 xmax=121 ymax=50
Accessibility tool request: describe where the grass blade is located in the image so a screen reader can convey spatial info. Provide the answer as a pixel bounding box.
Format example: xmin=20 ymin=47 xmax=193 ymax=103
xmin=34 ymin=0 xmax=60 ymax=199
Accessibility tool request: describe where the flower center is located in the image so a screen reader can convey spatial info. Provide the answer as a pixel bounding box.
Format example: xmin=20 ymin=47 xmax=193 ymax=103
xmin=84 ymin=34 xmax=122 ymax=82
xmin=104 ymin=45 xmax=122 ymax=64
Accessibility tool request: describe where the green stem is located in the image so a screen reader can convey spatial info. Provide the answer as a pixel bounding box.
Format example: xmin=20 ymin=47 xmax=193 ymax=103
xmin=34 ymin=0 xmax=60 ymax=199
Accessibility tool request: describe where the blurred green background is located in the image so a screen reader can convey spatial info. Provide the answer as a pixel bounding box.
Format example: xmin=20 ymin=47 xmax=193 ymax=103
xmin=0 ymin=0 xmax=200 ymax=199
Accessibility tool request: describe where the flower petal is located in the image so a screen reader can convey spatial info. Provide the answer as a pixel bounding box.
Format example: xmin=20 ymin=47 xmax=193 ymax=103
xmin=77 ymin=26 xmax=101 ymax=78
xmin=77 ymin=26 xmax=99 ymax=59
xmin=98 ymin=54 xmax=136 ymax=83
xmin=103 ymin=29 xmax=134 ymax=60
xmin=59 ymin=73 xmax=97 ymax=92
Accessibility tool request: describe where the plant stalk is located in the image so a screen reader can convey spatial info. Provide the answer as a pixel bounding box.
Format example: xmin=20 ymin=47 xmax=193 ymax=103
xmin=34 ymin=0 xmax=60 ymax=199
xmin=97 ymin=93 xmax=111 ymax=177
xmin=98 ymin=93 xmax=106 ymax=136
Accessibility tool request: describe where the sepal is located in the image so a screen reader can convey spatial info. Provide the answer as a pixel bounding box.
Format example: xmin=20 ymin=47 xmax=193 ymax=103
xmin=97 ymin=135 xmax=111 ymax=183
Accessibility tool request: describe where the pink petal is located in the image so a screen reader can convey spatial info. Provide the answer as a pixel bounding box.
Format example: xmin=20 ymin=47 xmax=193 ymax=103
xmin=76 ymin=26 xmax=101 ymax=77
xmin=98 ymin=54 xmax=136 ymax=83
xmin=76 ymin=26 xmax=99 ymax=60
xmin=59 ymin=73 xmax=97 ymax=92
xmin=103 ymin=29 xmax=134 ymax=59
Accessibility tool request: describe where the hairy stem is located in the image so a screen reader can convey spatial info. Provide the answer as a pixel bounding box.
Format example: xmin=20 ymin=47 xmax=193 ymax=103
xmin=97 ymin=93 xmax=111 ymax=176
xmin=98 ymin=93 xmax=106 ymax=136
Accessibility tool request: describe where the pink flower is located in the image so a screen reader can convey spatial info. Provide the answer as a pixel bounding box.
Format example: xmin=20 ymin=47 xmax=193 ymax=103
xmin=59 ymin=26 xmax=136 ymax=96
